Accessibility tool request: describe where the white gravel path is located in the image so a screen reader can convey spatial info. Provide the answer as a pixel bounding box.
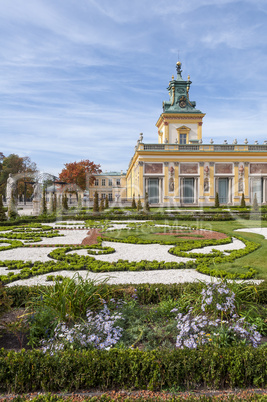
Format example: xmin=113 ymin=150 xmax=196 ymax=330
xmin=0 ymin=222 xmax=263 ymax=286
xmin=0 ymin=247 xmax=56 ymax=262
xmin=0 ymin=235 xmax=246 ymax=265
xmin=6 ymin=269 xmax=263 ymax=287
xmin=29 ymin=229 xmax=89 ymax=245
xmin=235 ymin=227 xmax=267 ymax=238
xmin=46 ymin=221 xmax=86 ymax=228
xmin=68 ymin=241 xmax=192 ymax=263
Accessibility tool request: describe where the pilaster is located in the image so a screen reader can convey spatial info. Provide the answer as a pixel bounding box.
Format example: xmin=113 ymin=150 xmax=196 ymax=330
xmin=174 ymin=162 xmax=179 ymax=200
xmin=199 ymin=162 xmax=204 ymax=202
xmin=138 ymin=161 xmax=144 ymax=198
xmin=209 ymin=162 xmax=215 ymax=200
xmin=164 ymin=162 xmax=169 ymax=200
xmin=244 ymin=162 xmax=249 ymax=199
xmin=164 ymin=122 xmax=169 ymax=143
xmin=233 ymin=162 xmax=239 ymax=203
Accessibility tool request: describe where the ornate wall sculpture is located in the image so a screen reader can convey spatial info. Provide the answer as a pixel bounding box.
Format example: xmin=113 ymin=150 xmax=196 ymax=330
xmin=238 ymin=164 xmax=244 ymax=193
xmin=169 ymin=165 xmax=175 ymax=192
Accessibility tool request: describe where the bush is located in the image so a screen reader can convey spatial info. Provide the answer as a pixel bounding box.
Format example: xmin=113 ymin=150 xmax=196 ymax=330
xmin=215 ymin=192 xmax=220 ymax=208
xmin=240 ymin=193 xmax=246 ymax=208
xmin=0 ymin=347 xmax=266 ymax=393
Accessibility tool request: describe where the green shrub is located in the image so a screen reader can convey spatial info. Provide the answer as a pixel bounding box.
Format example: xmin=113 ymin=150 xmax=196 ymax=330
xmin=0 ymin=347 xmax=266 ymax=393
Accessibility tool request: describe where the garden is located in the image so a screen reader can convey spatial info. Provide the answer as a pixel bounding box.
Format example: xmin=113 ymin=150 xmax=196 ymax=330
xmin=0 ymin=216 xmax=267 ymax=401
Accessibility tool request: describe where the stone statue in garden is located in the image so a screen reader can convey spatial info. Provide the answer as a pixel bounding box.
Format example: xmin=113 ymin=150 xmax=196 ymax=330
xmin=33 ymin=182 xmax=41 ymax=200
xmin=6 ymin=173 xmax=16 ymax=204
xmin=6 ymin=173 xmax=18 ymax=219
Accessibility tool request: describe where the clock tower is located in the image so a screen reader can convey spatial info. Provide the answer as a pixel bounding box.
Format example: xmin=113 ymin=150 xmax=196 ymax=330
xmin=156 ymin=61 xmax=205 ymax=144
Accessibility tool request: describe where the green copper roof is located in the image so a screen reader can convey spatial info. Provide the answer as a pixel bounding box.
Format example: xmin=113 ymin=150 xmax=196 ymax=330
xmin=162 ymin=62 xmax=202 ymax=114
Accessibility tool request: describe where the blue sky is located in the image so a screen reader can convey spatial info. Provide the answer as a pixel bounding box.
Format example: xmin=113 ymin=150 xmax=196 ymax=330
xmin=1 ymin=0 xmax=267 ymax=176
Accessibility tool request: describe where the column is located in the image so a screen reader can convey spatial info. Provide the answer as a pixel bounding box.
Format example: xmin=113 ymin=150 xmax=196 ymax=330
xmin=244 ymin=162 xmax=249 ymax=202
xmin=209 ymin=162 xmax=215 ymax=203
xmin=194 ymin=177 xmax=198 ymax=204
xmin=228 ymin=178 xmax=232 ymax=204
xmin=174 ymin=162 xmax=179 ymax=202
xmin=138 ymin=161 xmax=144 ymax=199
xmin=180 ymin=177 xmax=183 ymax=203
xmin=263 ymin=178 xmax=266 ymax=204
xmin=197 ymin=122 xmax=203 ymax=141
xmin=159 ymin=178 xmax=162 ymax=203
xmin=164 ymin=122 xmax=169 ymax=143
xmin=233 ymin=162 xmax=239 ymax=205
xmin=164 ymin=162 xmax=169 ymax=202
xmin=199 ymin=162 xmax=204 ymax=204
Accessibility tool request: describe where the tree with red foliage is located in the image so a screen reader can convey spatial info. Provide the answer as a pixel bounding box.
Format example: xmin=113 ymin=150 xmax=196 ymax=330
xmin=58 ymin=160 xmax=101 ymax=191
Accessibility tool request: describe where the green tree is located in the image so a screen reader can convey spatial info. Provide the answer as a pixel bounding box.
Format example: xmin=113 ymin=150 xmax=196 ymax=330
xmin=137 ymin=194 xmax=142 ymax=211
xmin=240 ymin=193 xmax=246 ymax=208
xmin=0 ymin=195 xmax=7 ymax=221
xmin=7 ymin=194 xmax=18 ymax=220
xmin=62 ymin=194 xmax=68 ymax=211
xmin=52 ymin=194 xmax=57 ymax=213
xmin=42 ymin=188 xmax=47 ymax=215
xmin=144 ymin=192 xmax=150 ymax=213
xmin=78 ymin=194 xmax=82 ymax=209
xmin=93 ymin=191 xmax=99 ymax=213
xmin=105 ymin=196 xmax=109 ymax=209
xmin=215 ymin=192 xmax=220 ymax=208
xmin=252 ymin=193 xmax=259 ymax=212
xmin=99 ymin=197 xmax=105 ymax=212
xmin=132 ymin=193 xmax=137 ymax=209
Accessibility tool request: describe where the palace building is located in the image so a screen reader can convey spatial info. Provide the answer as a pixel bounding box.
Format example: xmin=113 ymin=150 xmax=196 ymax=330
xmin=91 ymin=61 xmax=267 ymax=207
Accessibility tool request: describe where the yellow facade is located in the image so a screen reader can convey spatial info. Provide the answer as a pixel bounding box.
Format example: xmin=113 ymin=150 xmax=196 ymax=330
xmin=125 ymin=62 xmax=267 ymax=206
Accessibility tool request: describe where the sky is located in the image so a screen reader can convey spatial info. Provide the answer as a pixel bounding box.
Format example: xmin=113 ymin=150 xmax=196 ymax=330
xmin=1 ymin=0 xmax=267 ymax=177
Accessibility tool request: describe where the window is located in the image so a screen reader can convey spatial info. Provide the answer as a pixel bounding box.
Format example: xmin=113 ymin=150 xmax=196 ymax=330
xmin=116 ymin=179 xmax=121 ymax=186
xmin=95 ymin=179 xmax=99 ymax=186
xmin=108 ymin=193 xmax=113 ymax=201
xmin=180 ymin=134 xmax=187 ymax=144
xmin=101 ymin=179 xmax=106 ymax=186
xmin=176 ymin=125 xmax=190 ymax=144
xmin=108 ymin=179 xmax=113 ymax=186
xmin=102 ymin=193 xmax=106 ymax=199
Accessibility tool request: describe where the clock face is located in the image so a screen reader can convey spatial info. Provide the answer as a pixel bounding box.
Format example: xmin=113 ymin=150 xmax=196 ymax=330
xmin=179 ymin=96 xmax=186 ymax=108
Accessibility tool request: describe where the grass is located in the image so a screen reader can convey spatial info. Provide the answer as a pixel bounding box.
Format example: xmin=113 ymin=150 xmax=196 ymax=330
xmin=101 ymin=219 xmax=267 ymax=280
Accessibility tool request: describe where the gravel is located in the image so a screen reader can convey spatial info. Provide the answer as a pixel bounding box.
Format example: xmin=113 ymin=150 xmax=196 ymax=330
xmin=0 ymin=223 xmax=264 ymax=287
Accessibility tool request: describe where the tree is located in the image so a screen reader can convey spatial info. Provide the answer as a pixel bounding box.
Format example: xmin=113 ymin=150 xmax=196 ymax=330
xmin=78 ymin=194 xmax=82 ymax=210
xmin=62 ymin=194 xmax=68 ymax=211
xmin=132 ymin=193 xmax=137 ymax=209
xmin=105 ymin=196 xmax=109 ymax=209
xmin=93 ymin=191 xmax=99 ymax=213
xmin=7 ymin=193 xmax=18 ymax=220
xmin=215 ymin=192 xmax=220 ymax=208
xmin=42 ymin=188 xmax=47 ymax=215
xmin=252 ymin=193 xmax=259 ymax=212
xmin=0 ymin=154 xmax=37 ymax=198
xmin=144 ymin=192 xmax=150 ymax=213
xmin=58 ymin=160 xmax=102 ymax=191
xmin=240 ymin=193 xmax=246 ymax=208
xmin=99 ymin=197 xmax=105 ymax=212
xmin=137 ymin=194 xmax=142 ymax=211
xmin=52 ymin=194 xmax=57 ymax=213
xmin=0 ymin=195 xmax=7 ymax=221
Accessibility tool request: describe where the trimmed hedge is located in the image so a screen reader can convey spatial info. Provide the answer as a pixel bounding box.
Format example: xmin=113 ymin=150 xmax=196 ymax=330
xmin=0 ymin=347 xmax=266 ymax=393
